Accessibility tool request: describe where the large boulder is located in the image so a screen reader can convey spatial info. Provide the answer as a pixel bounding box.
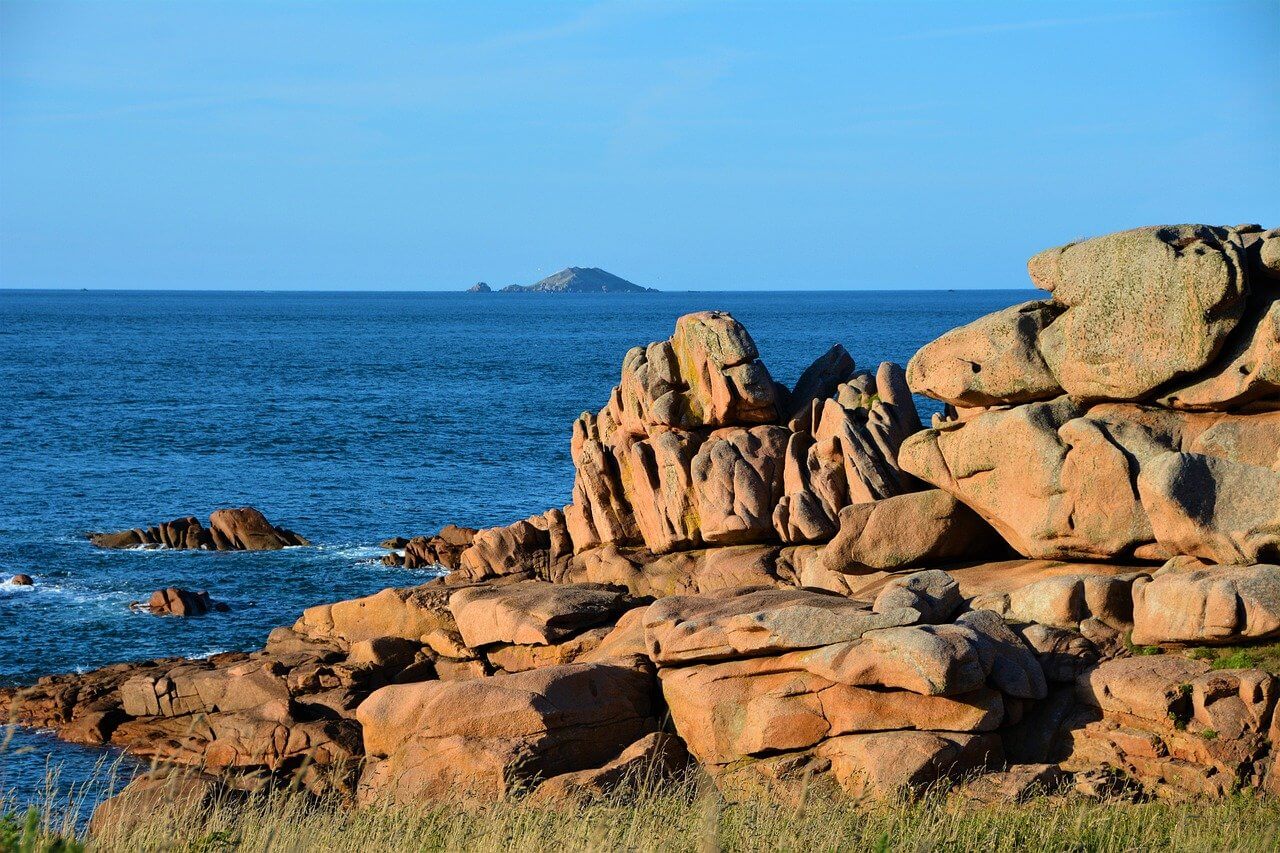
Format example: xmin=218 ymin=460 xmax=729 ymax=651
xmin=901 ymin=400 xmax=1280 ymax=562
xmin=643 ymin=587 xmax=918 ymax=665
xmin=295 ymin=584 xmax=454 ymax=646
xmin=1027 ymin=224 xmax=1249 ymax=401
xmin=559 ymin=313 xmax=923 ymax=557
xmin=448 ymin=580 xmax=631 ymax=648
xmin=786 ymin=344 xmax=857 ymax=423
xmin=660 ymin=655 xmax=1006 ymax=768
xmin=899 ymin=399 xmax=1159 ymax=560
xmin=815 ymin=489 xmax=1001 ymax=574
xmin=1137 ymin=452 xmax=1280 ymax=565
xmin=906 ymin=301 xmax=1064 ymax=407
xmin=356 ymin=663 xmax=656 ymax=803
xmin=1131 ymin=561 xmax=1280 ymax=645
xmin=208 ymin=507 xmax=309 ymax=550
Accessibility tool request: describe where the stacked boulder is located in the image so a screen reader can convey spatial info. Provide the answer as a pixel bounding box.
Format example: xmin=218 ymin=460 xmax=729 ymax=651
xmin=446 ymin=310 xmax=1000 ymax=590
xmin=564 ymin=312 xmax=928 ymax=555
xmin=903 ymin=224 xmax=1279 ymax=564
xmin=647 ymin=573 xmax=1045 ymax=797
xmin=903 ymin=223 xmax=1280 ymax=793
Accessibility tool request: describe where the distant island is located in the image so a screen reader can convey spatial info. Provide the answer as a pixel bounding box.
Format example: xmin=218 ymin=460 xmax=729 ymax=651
xmin=467 ymin=267 xmax=657 ymax=293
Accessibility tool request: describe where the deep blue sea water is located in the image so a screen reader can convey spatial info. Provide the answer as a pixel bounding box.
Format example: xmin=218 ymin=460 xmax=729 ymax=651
xmin=0 ymin=288 xmax=1033 ymax=811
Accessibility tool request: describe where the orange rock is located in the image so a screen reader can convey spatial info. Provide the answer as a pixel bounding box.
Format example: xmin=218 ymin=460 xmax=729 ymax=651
xmin=1138 ymin=452 xmax=1280 ymax=565
xmin=448 ymin=580 xmax=630 ymax=648
xmin=816 ymin=490 xmax=1001 ymax=574
xmin=208 ymin=507 xmax=308 ymax=550
xmin=643 ymin=587 xmax=917 ymax=665
xmin=295 ymin=584 xmax=454 ymax=645
xmin=659 ymin=655 xmax=1004 ymax=767
xmin=1131 ymin=562 xmax=1280 ymax=645
xmin=906 ymin=300 xmax=1064 ymax=407
xmin=355 ymin=663 xmax=656 ymax=804
xmin=1028 ymin=224 xmax=1249 ymax=401
xmin=692 ymin=426 xmax=789 ymax=546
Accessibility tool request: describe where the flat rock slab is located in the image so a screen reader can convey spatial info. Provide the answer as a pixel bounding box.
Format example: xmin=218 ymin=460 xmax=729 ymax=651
xmin=449 ymin=580 xmax=631 ymax=648
xmin=643 ymin=587 xmax=918 ymax=665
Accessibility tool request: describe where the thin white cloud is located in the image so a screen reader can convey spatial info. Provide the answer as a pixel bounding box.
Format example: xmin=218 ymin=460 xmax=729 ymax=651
xmin=893 ymin=10 xmax=1179 ymax=41
xmin=478 ymin=1 xmax=634 ymax=50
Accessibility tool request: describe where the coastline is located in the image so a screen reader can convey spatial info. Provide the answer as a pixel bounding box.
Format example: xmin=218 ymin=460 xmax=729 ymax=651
xmin=3 ymin=224 xmax=1280 ymax=836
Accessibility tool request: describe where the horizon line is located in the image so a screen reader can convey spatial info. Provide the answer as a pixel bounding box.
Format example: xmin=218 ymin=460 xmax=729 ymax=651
xmin=1 ymin=286 xmax=1039 ymax=294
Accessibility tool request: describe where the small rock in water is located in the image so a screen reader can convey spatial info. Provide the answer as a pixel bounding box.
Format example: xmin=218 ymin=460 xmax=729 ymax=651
xmin=10 ymin=574 xmax=34 ymax=586
xmin=132 ymin=587 xmax=230 ymax=617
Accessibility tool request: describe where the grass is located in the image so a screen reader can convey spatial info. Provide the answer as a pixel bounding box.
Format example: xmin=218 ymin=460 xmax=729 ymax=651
xmin=1183 ymin=641 xmax=1280 ymax=674
xmin=4 ymin=772 xmax=1280 ymax=853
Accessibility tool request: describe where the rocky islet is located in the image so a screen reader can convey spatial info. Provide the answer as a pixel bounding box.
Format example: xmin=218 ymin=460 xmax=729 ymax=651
xmin=4 ymin=223 xmax=1280 ymax=820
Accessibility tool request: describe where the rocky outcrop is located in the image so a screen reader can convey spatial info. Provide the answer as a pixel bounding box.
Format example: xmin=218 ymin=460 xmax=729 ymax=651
xmin=90 ymin=507 xmax=308 ymax=551
xmin=559 ymin=312 xmax=937 ymax=560
xmin=910 ymin=225 xmax=1279 ymax=408
xmin=16 ymin=240 xmax=1280 ymax=825
xmin=648 ymin=579 xmax=1041 ymax=797
xmin=1066 ymin=657 xmax=1279 ymax=797
xmin=382 ymin=525 xmax=477 ymax=570
xmin=133 ymin=587 xmax=230 ymax=617
xmin=902 ymin=225 xmax=1279 ymax=563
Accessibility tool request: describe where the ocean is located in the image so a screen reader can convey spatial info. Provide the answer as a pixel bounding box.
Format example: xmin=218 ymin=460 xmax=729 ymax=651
xmin=0 ymin=288 xmax=1033 ymax=809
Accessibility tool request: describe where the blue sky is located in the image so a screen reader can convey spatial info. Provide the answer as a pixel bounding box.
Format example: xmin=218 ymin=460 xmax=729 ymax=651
xmin=1 ymin=1 xmax=1276 ymax=291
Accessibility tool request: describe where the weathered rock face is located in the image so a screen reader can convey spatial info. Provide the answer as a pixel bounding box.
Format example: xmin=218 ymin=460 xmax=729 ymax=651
xmin=648 ymin=578 xmax=1040 ymax=795
xmin=550 ymin=312 xmax=933 ymax=563
xmin=89 ymin=507 xmax=308 ymax=551
xmin=1131 ymin=561 xmax=1280 ymax=646
xmin=1028 ymin=225 xmax=1250 ymax=401
xmin=356 ymin=662 xmax=657 ymax=803
xmin=901 ymin=402 xmax=1280 ymax=562
xmin=1138 ymin=452 xmax=1280 ymax=565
